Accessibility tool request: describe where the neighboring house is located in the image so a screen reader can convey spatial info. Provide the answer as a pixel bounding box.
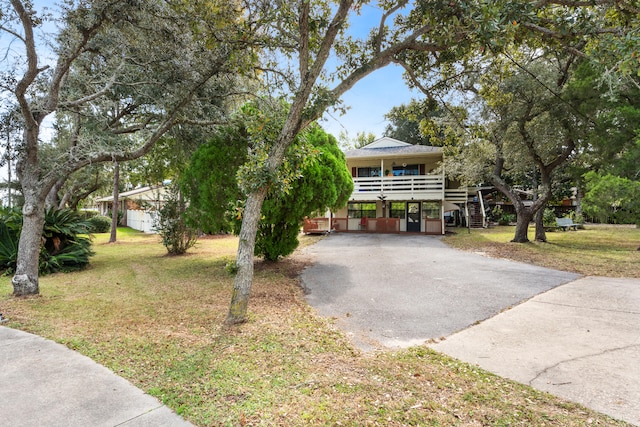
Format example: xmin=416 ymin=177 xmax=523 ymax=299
xmin=304 ymin=137 xmax=483 ymax=235
xmin=93 ymin=185 xmax=168 ymax=233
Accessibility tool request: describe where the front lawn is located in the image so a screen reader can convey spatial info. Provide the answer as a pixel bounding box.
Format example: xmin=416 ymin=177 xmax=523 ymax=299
xmin=0 ymin=228 xmax=631 ymax=426
xmin=444 ymin=224 xmax=640 ymax=278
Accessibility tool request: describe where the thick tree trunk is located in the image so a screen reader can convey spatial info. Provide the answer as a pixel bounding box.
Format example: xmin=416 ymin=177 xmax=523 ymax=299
xmin=225 ymin=187 xmax=268 ymax=325
xmin=512 ymin=206 xmax=533 ymax=243
xmin=109 ymin=161 xmax=119 ymax=243
xmin=534 ymin=207 xmax=546 ymax=242
xmin=12 ymin=197 xmax=46 ymax=296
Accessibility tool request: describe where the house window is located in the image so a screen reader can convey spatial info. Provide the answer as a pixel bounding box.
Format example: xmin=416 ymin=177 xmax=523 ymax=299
xmin=422 ymin=201 xmax=440 ymax=219
xmin=357 ymin=167 xmax=381 ymax=177
xmin=348 ymin=202 xmax=376 ymax=218
xmin=392 ymin=164 xmax=419 ymax=176
xmin=389 ymin=202 xmax=405 ymax=219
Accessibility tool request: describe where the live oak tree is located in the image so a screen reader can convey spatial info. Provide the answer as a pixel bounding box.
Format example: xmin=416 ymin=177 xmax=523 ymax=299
xmin=478 ymin=56 xmax=583 ymax=243
xmin=1 ymin=0 xmax=249 ymax=295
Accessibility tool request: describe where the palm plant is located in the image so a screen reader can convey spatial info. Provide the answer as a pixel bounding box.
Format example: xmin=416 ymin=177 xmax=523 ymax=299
xmin=0 ymin=207 xmax=94 ymax=274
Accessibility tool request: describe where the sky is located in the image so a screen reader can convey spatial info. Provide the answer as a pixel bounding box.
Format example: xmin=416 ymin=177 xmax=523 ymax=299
xmin=320 ymin=63 xmax=418 ymax=141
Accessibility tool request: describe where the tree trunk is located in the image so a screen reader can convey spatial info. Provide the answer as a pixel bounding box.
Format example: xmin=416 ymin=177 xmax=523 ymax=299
xmin=5 ymin=128 xmax=11 ymax=209
xmin=58 ymin=185 xmax=76 ymax=209
xmin=109 ymin=161 xmax=119 ymax=243
xmin=534 ymin=207 xmax=547 ymax=242
xmin=225 ymin=186 xmax=268 ymax=325
xmin=575 ymin=186 xmax=583 ymax=218
xmin=45 ymin=179 xmax=64 ymax=210
xmin=512 ymin=206 xmax=533 ymax=243
xmin=12 ymin=197 xmax=46 ymax=296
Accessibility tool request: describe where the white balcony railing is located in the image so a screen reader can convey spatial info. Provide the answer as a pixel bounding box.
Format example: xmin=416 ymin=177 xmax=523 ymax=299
xmin=351 ymin=175 xmax=444 ymax=200
xmin=444 ymin=189 xmax=468 ymax=202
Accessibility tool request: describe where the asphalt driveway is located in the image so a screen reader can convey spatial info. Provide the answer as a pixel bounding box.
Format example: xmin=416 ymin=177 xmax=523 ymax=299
xmin=300 ymin=233 xmax=640 ymax=425
xmin=300 ymin=233 xmax=580 ymax=349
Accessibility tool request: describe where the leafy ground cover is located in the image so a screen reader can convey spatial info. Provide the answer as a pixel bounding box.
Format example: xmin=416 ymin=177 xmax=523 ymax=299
xmin=0 ymin=228 xmax=632 ymax=426
xmin=444 ymin=224 xmax=640 ymax=278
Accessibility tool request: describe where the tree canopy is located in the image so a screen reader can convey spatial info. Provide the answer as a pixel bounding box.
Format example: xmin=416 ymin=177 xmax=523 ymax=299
xmin=1 ymin=0 xmax=251 ymax=295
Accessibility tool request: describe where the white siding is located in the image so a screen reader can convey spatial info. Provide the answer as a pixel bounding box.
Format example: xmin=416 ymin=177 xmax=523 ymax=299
xmin=126 ymin=210 xmax=158 ymax=234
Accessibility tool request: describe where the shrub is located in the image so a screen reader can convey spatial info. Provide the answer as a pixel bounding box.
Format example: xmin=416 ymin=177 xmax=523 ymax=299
xmin=155 ymin=186 xmax=198 ymax=255
xmin=87 ymin=215 xmax=112 ymax=233
xmin=542 ymin=208 xmax=557 ymax=229
xmin=492 ymin=206 xmax=515 ymax=225
xmin=568 ymin=211 xmax=585 ymax=228
xmin=0 ymin=207 xmax=94 ymax=274
xmin=41 ymin=208 xmax=94 ymax=273
xmin=490 ymin=206 xmax=504 ymax=223
xmin=0 ymin=221 xmax=19 ymax=273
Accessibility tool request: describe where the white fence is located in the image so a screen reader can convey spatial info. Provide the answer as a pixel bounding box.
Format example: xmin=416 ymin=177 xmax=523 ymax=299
xmin=126 ymin=210 xmax=158 ymax=234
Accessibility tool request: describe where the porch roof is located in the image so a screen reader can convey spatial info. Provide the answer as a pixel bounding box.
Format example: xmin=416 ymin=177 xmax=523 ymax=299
xmin=94 ymin=185 xmax=165 ymax=203
xmin=344 ymin=137 xmax=441 ymax=160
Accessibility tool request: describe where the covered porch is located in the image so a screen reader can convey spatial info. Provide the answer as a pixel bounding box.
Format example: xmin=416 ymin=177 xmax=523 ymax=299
xmin=305 ymin=199 xmax=463 ymax=236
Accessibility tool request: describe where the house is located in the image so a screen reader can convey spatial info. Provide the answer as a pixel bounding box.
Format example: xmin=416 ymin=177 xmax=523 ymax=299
xmin=93 ymin=185 xmax=168 ymax=233
xmin=304 ymin=137 xmax=481 ymax=235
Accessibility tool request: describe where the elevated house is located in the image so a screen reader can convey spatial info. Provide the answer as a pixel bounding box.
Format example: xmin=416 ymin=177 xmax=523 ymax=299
xmin=304 ymin=137 xmax=484 ymax=235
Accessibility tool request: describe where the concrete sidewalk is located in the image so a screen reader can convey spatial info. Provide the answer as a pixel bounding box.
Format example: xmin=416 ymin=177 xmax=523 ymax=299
xmin=0 ymin=326 xmax=192 ymax=427
xmin=429 ymin=276 xmax=640 ymax=426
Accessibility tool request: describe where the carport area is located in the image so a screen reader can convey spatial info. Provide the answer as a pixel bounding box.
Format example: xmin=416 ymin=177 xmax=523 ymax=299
xmin=300 ymin=233 xmax=640 ymax=426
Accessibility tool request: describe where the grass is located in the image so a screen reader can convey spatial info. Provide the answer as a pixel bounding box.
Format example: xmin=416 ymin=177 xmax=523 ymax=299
xmin=0 ymin=227 xmax=634 ymax=426
xmin=444 ymin=224 xmax=640 ymax=278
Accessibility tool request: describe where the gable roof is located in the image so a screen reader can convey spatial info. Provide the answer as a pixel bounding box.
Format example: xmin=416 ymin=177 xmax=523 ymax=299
xmin=344 ymin=137 xmax=441 ymax=159
xmin=364 ymin=137 xmax=411 ymax=148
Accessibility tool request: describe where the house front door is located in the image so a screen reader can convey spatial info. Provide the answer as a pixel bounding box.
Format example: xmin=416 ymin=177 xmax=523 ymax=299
xmin=407 ymin=202 xmax=421 ymax=232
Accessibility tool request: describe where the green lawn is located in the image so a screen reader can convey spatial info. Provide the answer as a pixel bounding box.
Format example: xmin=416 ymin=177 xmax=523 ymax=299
xmin=0 ymin=227 xmax=633 ymax=426
xmin=444 ymin=224 xmax=640 ymax=278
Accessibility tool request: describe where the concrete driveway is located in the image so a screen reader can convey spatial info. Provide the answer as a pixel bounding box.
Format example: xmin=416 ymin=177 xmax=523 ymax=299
xmin=300 ymin=233 xmax=640 ymax=426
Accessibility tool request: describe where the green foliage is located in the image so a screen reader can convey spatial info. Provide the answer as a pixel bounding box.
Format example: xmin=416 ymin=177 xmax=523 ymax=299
xmin=181 ymin=126 xmax=248 ymax=234
xmin=583 ymin=172 xmax=640 ymax=225
xmin=249 ymin=126 xmax=353 ymax=261
xmin=568 ymin=211 xmax=584 ymax=226
xmin=155 ymin=186 xmax=198 ymax=255
xmin=565 ymin=62 xmax=640 ymax=181
xmin=0 ymin=208 xmax=94 ymax=274
xmin=542 ymin=208 xmax=557 ymax=228
xmin=0 ymin=219 xmax=20 ymax=273
xmin=182 ymin=101 xmax=352 ymax=261
xmin=41 ymin=208 xmax=94 ymax=273
xmin=79 ymin=210 xmax=100 ymax=219
xmin=490 ymin=206 xmax=515 ymax=226
xmin=87 ymin=215 xmax=112 ymax=233
xmin=383 ymin=99 xmax=461 ymax=147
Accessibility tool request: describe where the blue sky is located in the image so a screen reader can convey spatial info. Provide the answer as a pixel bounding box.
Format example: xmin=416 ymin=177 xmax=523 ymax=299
xmin=321 ymin=64 xmax=416 ymax=140
xmin=320 ymin=4 xmax=418 ymax=140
